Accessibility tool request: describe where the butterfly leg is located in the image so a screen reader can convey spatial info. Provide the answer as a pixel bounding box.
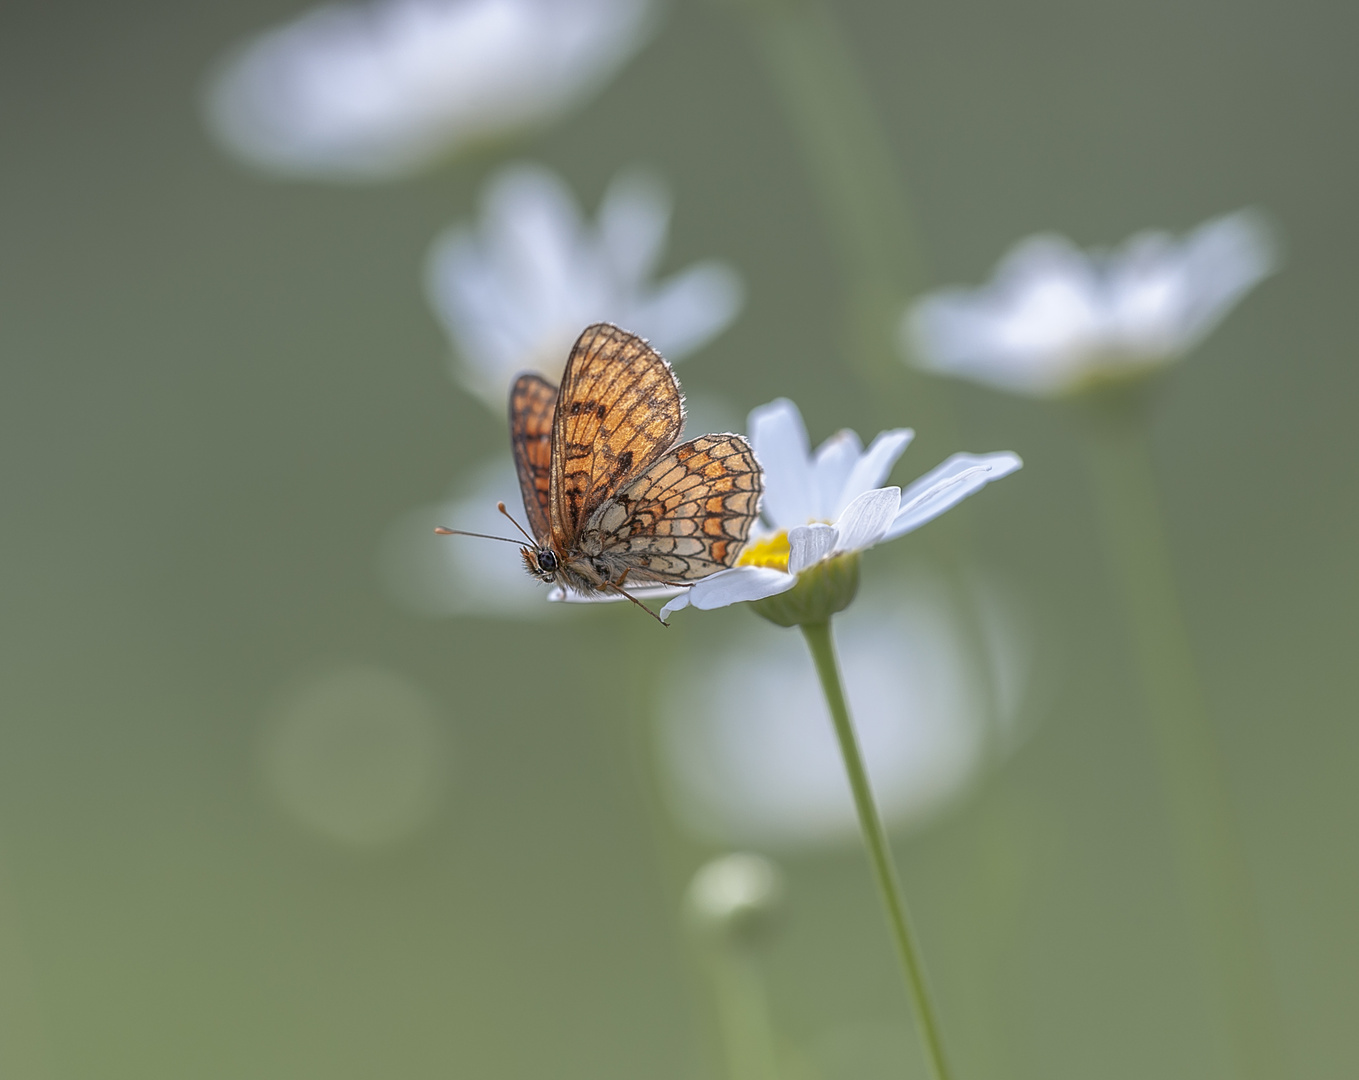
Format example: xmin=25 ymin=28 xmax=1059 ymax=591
xmin=607 ymin=582 xmax=669 ymax=626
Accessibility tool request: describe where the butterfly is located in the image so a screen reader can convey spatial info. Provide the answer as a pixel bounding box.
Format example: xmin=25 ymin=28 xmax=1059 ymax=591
xmin=442 ymin=323 xmax=763 ymax=621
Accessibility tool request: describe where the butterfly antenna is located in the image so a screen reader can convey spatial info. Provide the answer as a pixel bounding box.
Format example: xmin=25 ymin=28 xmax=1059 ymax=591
xmin=496 ymin=502 xmax=537 ymax=546
xmin=433 ymin=527 xmax=525 ymax=546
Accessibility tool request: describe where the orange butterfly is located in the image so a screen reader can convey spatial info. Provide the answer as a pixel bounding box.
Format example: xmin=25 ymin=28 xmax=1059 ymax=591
xmin=442 ymin=324 xmax=763 ymax=620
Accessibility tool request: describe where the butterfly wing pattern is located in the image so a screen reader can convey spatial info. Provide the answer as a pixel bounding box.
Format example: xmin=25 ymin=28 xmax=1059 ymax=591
xmin=550 ymin=323 xmax=686 ymax=536
xmin=508 ymin=374 xmax=557 ymax=543
xmin=593 ymin=433 xmax=764 ymax=579
xmin=509 ymin=322 xmax=762 ymax=610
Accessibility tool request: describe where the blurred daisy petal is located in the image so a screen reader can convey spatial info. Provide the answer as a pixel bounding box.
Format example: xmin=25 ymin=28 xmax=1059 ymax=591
xmin=1174 ymin=211 xmax=1278 ymax=347
xmin=598 ymin=169 xmax=671 ymax=285
xmin=903 ymin=210 xmax=1278 ymax=397
xmin=426 ymin=163 xmax=745 ymax=411
xmin=204 ymin=0 xmax=661 ymax=181
xmin=629 ymin=262 xmax=747 ymax=365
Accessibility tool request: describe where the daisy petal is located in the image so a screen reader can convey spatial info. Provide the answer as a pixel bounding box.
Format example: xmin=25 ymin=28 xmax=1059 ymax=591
xmin=903 ymin=236 xmax=1106 ymax=396
xmin=550 ymin=586 xmax=622 ymax=604
xmin=470 ymin=166 xmax=586 ymax=330
xmin=812 ymin=430 xmax=862 ymax=521
xmin=832 ymin=486 xmax=901 ymax=554
xmin=1174 ymin=210 xmax=1278 ymax=348
xmin=658 ymin=591 xmax=693 ymax=619
xmin=598 ymin=168 xmax=671 ymax=285
xmin=838 ymin=429 xmax=914 ymax=513
xmin=788 ymin=523 xmax=838 ymax=574
xmin=204 ymin=0 xmax=661 ymax=182
xmin=670 ymin=566 xmax=797 ymax=616
xmin=631 ymin=261 xmax=745 ymax=362
xmin=749 ymin=399 xmax=815 ymax=529
xmin=1103 ymin=230 xmax=1184 ymax=356
xmin=902 ymin=212 xmax=1276 ymax=398
xmin=886 ymin=452 xmax=1023 ymax=540
xmin=551 ymin=583 xmax=685 ymax=604
xmin=422 ymin=162 xmax=745 ymax=414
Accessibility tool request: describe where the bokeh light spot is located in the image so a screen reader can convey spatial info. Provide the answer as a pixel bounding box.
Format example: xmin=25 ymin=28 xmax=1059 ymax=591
xmin=259 ymin=665 xmax=448 ymax=848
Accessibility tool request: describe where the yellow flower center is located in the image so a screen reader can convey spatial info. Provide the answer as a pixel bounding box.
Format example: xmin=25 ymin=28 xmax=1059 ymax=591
xmin=738 ymin=531 xmax=791 ymax=571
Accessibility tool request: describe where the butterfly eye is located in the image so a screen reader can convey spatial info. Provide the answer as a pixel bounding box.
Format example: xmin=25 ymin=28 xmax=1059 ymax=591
xmin=536 ymin=549 xmax=558 ymax=574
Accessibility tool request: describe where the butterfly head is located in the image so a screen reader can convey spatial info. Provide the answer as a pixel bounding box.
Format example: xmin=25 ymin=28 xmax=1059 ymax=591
xmin=521 ymin=545 xmax=560 ymax=584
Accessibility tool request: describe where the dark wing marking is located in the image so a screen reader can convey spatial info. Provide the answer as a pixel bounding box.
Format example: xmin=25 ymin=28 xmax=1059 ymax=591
xmin=508 ymin=373 xmax=558 ymax=544
xmin=549 ymin=323 xmax=685 ymax=543
xmin=587 ymin=434 xmax=763 ymax=581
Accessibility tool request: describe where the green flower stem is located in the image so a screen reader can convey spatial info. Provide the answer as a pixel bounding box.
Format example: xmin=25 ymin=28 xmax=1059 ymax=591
xmin=1085 ymin=418 xmax=1288 ymax=1080
xmin=801 ymin=619 xmax=954 ymax=1080
xmin=736 ymin=0 xmax=926 ymax=386
xmin=708 ymin=949 xmax=782 ymax=1080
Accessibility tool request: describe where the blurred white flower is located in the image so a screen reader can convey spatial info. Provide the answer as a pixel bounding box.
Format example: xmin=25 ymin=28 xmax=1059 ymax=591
xmin=658 ymin=575 xmax=1030 ymax=848
xmin=660 ymin=399 xmax=1021 ymax=619
xmin=204 ymin=0 xmax=660 ymax=181
xmin=901 ymin=210 xmax=1278 ymax=398
xmin=427 ymin=163 xmax=744 ymax=410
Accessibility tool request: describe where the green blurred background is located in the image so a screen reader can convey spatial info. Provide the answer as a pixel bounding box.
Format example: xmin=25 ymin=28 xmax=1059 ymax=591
xmin=2 ymin=0 xmax=1356 ymax=1077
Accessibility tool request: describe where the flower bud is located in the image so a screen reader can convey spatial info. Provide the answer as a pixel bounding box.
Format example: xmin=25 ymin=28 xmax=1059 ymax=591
xmin=685 ymin=853 xmax=786 ymax=950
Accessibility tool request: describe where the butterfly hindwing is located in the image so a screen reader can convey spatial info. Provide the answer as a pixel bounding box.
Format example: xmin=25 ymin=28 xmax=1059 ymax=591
xmin=509 ymin=373 xmax=558 ymax=544
xmin=587 ymin=434 xmax=763 ymax=580
xmin=549 ymin=324 xmax=685 ymax=541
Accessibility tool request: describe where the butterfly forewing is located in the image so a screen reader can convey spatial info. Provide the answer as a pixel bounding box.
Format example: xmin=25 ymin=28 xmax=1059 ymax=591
xmin=509 ymin=374 xmax=558 ymax=544
xmin=549 ymin=323 xmax=685 ymax=540
xmin=589 ymin=434 xmax=763 ymax=580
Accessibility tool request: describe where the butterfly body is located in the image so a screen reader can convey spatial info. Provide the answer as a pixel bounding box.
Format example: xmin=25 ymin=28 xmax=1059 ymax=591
xmin=508 ymin=324 xmax=762 ymax=606
xmin=519 ymin=527 xmax=623 ymax=592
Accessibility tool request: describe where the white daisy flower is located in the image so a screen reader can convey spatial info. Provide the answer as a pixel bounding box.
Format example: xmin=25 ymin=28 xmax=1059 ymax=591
xmin=901 ymin=210 xmax=1278 ymax=398
xmin=658 ymin=575 xmax=1031 ymax=848
xmin=659 ymin=399 xmax=1021 ymax=621
xmin=426 ymin=163 xmax=744 ymax=411
xmin=204 ymin=0 xmax=660 ymax=181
